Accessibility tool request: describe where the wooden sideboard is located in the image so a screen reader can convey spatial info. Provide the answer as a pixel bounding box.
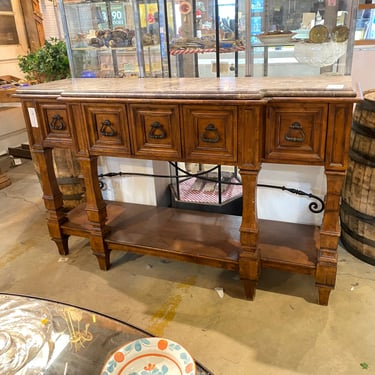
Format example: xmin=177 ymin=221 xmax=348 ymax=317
xmin=16 ymin=76 xmax=358 ymax=305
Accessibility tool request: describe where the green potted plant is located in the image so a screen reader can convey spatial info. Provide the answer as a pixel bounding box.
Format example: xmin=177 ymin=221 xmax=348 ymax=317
xmin=18 ymin=37 xmax=70 ymax=83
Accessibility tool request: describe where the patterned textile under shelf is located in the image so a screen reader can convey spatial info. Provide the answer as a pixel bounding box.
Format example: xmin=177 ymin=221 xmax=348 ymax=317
xmin=173 ymin=177 xmax=242 ymax=204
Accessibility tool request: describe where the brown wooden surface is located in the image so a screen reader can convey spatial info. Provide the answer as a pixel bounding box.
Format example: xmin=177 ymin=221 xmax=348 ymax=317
xmin=17 ymin=80 xmax=358 ymax=305
xmin=20 ymin=0 xmax=45 ymax=52
xmin=0 ymin=173 xmax=11 ymax=189
xmin=62 ymin=201 xmax=319 ymax=274
xmin=265 ymin=102 xmax=328 ymax=164
xmin=129 ymin=103 xmax=182 ymax=160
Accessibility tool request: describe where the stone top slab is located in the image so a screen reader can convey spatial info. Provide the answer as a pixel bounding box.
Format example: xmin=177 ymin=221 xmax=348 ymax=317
xmin=15 ymin=75 xmax=358 ymax=100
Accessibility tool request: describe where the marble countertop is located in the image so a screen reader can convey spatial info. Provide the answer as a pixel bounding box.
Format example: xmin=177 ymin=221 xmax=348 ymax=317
xmin=15 ymin=76 xmax=358 ymax=99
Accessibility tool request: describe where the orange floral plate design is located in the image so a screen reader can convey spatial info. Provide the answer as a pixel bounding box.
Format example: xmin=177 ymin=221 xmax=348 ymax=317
xmin=101 ymin=337 xmax=196 ymax=375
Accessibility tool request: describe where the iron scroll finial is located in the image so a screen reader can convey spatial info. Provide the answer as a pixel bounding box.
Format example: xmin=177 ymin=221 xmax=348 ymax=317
xmin=258 ymin=184 xmax=325 ymax=213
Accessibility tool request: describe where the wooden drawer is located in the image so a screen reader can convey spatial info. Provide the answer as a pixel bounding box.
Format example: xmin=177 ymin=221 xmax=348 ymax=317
xmin=83 ymin=104 xmax=131 ymax=156
xmin=264 ymin=103 xmax=328 ymax=164
xmin=38 ymin=103 xmax=74 ymax=147
xmin=182 ymin=105 xmax=237 ymax=164
xmin=129 ymin=104 xmax=181 ymax=160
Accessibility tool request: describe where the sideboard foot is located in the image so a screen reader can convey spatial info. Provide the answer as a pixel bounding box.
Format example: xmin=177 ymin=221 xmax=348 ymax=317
xmin=317 ymin=286 xmax=332 ymax=306
xmin=242 ymin=279 xmax=257 ymax=300
xmin=53 ymin=236 xmax=69 ymax=256
xmin=93 ymin=250 xmax=111 ymax=271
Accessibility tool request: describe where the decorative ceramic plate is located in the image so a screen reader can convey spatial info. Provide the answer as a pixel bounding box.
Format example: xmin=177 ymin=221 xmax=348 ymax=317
xmin=331 ymin=25 xmax=349 ymax=42
xmin=309 ymin=25 xmax=329 ymax=43
xmin=179 ymin=2 xmax=192 ymax=15
xmin=101 ymin=337 xmax=196 ymax=375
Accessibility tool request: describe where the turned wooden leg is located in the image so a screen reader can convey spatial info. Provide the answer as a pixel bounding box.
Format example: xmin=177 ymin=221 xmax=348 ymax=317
xmin=316 ymin=248 xmax=338 ymax=305
xmin=316 ymin=171 xmax=344 ymax=305
xmin=239 ymin=250 xmax=260 ymax=300
xmin=90 ymin=236 xmax=111 ymax=270
xmin=32 ymin=148 xmax=71 ymax=256
xmin=93 ymin=251 xmax=111 ymax=270
xmin=242 ymin=280 xmax=257 ymax=300
xmin=238 ymin=168 xmax=260 ymax=300
xmin=79 ymin=156 xmax=111 ymax=270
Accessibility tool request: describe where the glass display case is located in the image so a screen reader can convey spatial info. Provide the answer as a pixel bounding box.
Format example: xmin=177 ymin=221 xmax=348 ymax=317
xmin=59 ymin=0 xmax=169 ymax=78
xmin=59 ymin=0 xmax=358 ymax=78
xmin=355 ymin=0 xmax=375 ymax=44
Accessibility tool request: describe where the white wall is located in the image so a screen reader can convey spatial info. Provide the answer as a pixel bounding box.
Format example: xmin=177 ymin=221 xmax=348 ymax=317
xmin=0 ymin=104 xmax=28 ymax=155
xmin=97 ymin=157 xmax=171 ymax=206
xmin=40 ymin=0 xmax=63 ymax=40
xmin=351 ymin=46 xmax=375 ymax=94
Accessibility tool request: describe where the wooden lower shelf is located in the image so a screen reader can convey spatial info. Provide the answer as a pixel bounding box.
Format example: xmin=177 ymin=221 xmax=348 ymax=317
xmin=61 ymin=201 xmax=318 ymax=274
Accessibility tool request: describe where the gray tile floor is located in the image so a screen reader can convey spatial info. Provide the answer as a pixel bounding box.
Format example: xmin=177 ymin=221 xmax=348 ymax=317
xmin=1 ymin=160 xmax=374 ymax=375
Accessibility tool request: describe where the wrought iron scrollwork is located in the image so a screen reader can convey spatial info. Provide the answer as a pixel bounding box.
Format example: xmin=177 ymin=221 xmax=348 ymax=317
xmin=201 ymin=123 xmax=220 ymax=143
xmin=285 ymin=122 xmax=305 ymax=143
xmin=148 ymin=121 xmax=167 ymax=139
xmin=100 ymin=120 xmax=116 ymax=137
xmin=258 ymin=184 xmax=325 ymax=213
xmin=50 ymin=114 xmax=65 ymax=131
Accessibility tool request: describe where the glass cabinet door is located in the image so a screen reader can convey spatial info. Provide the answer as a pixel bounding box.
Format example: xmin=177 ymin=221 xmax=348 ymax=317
xmin=59 ymin=0 xmax=168 ymax=78
xmin=355 ymin=0 xmax=375 ymax=44
xmin=167 ymin=0 xmax=357 ymax=77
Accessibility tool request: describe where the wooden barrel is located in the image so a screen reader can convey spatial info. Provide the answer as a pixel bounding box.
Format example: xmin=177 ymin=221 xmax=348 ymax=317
xmin=52 ymin=148 xmax=85 ymax=209
xmin=32 ymin=148 xmax=85 ymax=210
xmin=340 ymin=90 xmax=375 ymax=264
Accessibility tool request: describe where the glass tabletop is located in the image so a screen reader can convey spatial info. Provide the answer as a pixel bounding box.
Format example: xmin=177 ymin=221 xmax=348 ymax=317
xmin=0 ymin=293 xmax=213 ymax=375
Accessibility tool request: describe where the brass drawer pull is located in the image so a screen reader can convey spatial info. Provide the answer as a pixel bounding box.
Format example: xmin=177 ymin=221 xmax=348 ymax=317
xmin=50 ymin=114 xmax=65 ymax=130
xmin=201 ymin=123 xmax=220 ymax=143
xmin=100 ymin=120 xmax=116 ymax=137
xmin=285 ymin=122 xmax=305 ymax=143
xmin=148 ymin=121 xmax=167 ymax=139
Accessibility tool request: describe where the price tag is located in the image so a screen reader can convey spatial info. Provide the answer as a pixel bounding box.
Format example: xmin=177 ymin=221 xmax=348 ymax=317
xmin=327 ymin=84 xmax=344 ymax=90
xmin=28 ymin=107 xmax=38 ymax=128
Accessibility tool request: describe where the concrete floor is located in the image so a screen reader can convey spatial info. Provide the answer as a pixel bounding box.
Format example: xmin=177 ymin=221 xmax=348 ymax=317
xmin=1 ymin=159 xmax=375 ymax=375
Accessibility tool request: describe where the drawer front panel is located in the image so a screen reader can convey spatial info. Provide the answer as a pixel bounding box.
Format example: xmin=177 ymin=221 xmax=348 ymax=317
xmin=265 ymin=103 xmax=328 ymax=163
xmin=84 ymin=104 xmax=131 ymax=156
xmin=129 ymin=104 xmax=181 ymax=160
xmin=39 ymin=103 xmax=73 ymax=147
xmin=182 ymin=105 xmax=237 ymax=164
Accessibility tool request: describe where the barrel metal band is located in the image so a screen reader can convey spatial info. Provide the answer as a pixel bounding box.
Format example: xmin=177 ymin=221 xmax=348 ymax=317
xmin=349 ymin=148 xmax=375 ymax=167
xmin=341 ymin=199 xmax=375 ymax=225
xmin=341 ymin=235 xmax=375 ymax=266
xmin=340 ymin=220 xmax=375 ymax=248
xmin=358 ymin=99 xmax=375 ymax=114
xmin=352 ymin=120 xmax=375 ymax=138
